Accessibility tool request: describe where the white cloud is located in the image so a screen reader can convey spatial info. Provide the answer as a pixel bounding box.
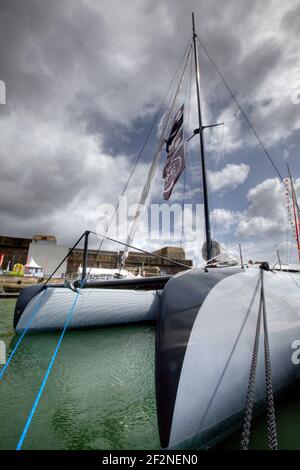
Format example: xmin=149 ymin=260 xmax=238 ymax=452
xmin=1 ymin=0 xmax=300 ymax=262
xmin=0 ymin=109 xmax=162 ymax=246
xmin=208 ymin=163 xmax=250 ymax=193
xmin=236 ymin=177 xmax=300 ymax=240
xmin=211 ymin=208 xmax=238 ymax=233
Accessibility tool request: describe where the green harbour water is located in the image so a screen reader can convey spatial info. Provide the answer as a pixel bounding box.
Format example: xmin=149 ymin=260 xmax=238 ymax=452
xmin=1 ymin=298 xmax=300 ymax=450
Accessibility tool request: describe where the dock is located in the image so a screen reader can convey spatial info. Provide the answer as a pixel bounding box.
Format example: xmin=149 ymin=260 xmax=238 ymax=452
xmin=0 ymin=293 xmax=19 ymax=299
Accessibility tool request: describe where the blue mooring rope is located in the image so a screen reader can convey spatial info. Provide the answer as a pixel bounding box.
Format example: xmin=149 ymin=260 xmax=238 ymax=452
xmin=16 ymin=288 xmax=81 ymax=450
xmin=0 ymin=288 xmax=48 ymax=380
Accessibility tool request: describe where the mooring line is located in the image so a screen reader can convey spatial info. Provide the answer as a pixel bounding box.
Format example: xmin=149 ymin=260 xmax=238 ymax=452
xmin=16 ymin=289 xmax=81 ymax=450
xmin=0 ymin=288 xmax=48 ymax=380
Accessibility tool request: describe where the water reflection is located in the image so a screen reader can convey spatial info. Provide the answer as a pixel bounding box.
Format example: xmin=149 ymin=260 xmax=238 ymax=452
xmin=0 ymin=318 xmax=160 ymax=450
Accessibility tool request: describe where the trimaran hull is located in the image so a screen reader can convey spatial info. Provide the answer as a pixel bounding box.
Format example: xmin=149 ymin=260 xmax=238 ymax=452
xmin=13 ymin=276 xmax=171 ymax=332
xmin=13 ymin=266 xmax=300 ymax=449
xmin=14 ymin=285 xmax=160 ymax=333
xmin=156 ymin=266 xmax=300 ymax=448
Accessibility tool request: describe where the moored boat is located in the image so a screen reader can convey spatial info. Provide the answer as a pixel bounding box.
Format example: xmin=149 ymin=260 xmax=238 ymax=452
xmin=156 ymin=265 xmax=300 ymax=448
xmin=11 ymin=12 xmax=300 ymax=451
xmin=14 ymin=275 xmax=172 ymax=332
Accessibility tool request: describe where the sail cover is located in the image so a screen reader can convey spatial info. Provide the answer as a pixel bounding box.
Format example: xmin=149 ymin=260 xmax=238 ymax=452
xmin=163 ymin=105 xmax=185 ymax=200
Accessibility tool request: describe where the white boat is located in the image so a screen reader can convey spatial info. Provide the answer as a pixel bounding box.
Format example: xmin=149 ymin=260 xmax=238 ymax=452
xmin=14 ymin=285 xmax=160 ymax=332
xmin=154 ymin=14 xmax=300 ymax=449
xmin=13 ymin=12 xmax=300 ymax=450
xmin=156 ymin=265 xmax=300 ymax=448
xmin=14 ymin=274 xmax=171 ymax=332
xmin=77 ymin=266 xmax=136 ymax=280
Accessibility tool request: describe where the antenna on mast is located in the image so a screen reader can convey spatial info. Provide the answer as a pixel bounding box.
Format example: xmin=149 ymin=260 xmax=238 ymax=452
xmin=192 ymin=12 xmax=212 ymax=262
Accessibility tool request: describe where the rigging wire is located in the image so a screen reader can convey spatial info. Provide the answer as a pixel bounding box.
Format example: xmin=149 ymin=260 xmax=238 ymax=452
xmin=1 ymin=230 xmax=88 ymax=380
xmin=211 ymin=123 xmax=225 ymax=241
xmin=180 ymin=50 xmax=192 ymax=250
xmin=196 ymin=35 xmax=300 ymax=215
xmin=0 ymin=289 xmax=48 ymax=380
xmin=184 ymin=49 xmax=206 ymax=253
xmin=180 ymin=170 xmax=187 ymax=251
xmin=10 ymin=45 xmax=194 ymax=397
xmin=192 ymin=275 xmax=261 ymax=448
xmin=89 ymin=231 xmax=192 ymax=270
xmin=86 ymin=39 xmax=193 ymax=279
xmin=205 ymin=76 xmax=225 ymax=241
xmin=16 ymin=281 xmax=83 ymax=450
xmin=183 ymin=50 xmax=194 ymax=250
xmin=120 ymin=44 xmax=193 ymax=265
xmin=183 ymin=45 xmax=194 ymax=205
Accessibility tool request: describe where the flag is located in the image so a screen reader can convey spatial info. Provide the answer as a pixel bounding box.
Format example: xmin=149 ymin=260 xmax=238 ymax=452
xmin=162 ymin=105 xmax=185 ymax=200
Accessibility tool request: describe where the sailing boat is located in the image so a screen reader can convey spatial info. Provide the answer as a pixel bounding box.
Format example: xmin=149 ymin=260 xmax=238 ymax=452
xmin=13 ymin=13 xmax=300 ymax=450
xmin=155 ymin=16 xmax=300 ymax=449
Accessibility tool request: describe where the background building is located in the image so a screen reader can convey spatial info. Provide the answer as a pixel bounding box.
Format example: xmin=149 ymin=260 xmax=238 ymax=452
xmin=66 ymin=245 xmax=192 ymax=277
xmin=0 ymin=235 xmax=31 ymax=269
xmin=0 ymin=233 xmax=193 ymax=278
xmin=28 ymin=235 xmax=68 ymax=277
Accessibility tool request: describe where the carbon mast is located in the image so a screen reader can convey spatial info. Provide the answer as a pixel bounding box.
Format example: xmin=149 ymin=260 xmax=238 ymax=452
xmin=192 ymin=12 xmax=212 ymax=262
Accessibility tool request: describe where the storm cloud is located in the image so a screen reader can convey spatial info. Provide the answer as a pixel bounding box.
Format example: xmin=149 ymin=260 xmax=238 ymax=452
xmin=0 ymin=0 xmax=299 ymax=262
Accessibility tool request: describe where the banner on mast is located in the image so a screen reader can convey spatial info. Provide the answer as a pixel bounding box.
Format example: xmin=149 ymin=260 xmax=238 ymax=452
xmin=162 ymin=105 xmax=185 ymax=200
xmin=284 ymin=176 xmax=300 ymax=245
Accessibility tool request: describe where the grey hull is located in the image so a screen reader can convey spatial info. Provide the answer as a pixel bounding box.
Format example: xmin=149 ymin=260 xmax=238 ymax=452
xmin=15 ymin=286 xmax=160 ymax=333
xmin=156 ymin=267 xmax=300 ymax=449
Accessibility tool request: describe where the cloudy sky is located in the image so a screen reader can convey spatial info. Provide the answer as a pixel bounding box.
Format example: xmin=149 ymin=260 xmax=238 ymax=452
xmin=0 ymin=0 xmax=300 ymax=265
